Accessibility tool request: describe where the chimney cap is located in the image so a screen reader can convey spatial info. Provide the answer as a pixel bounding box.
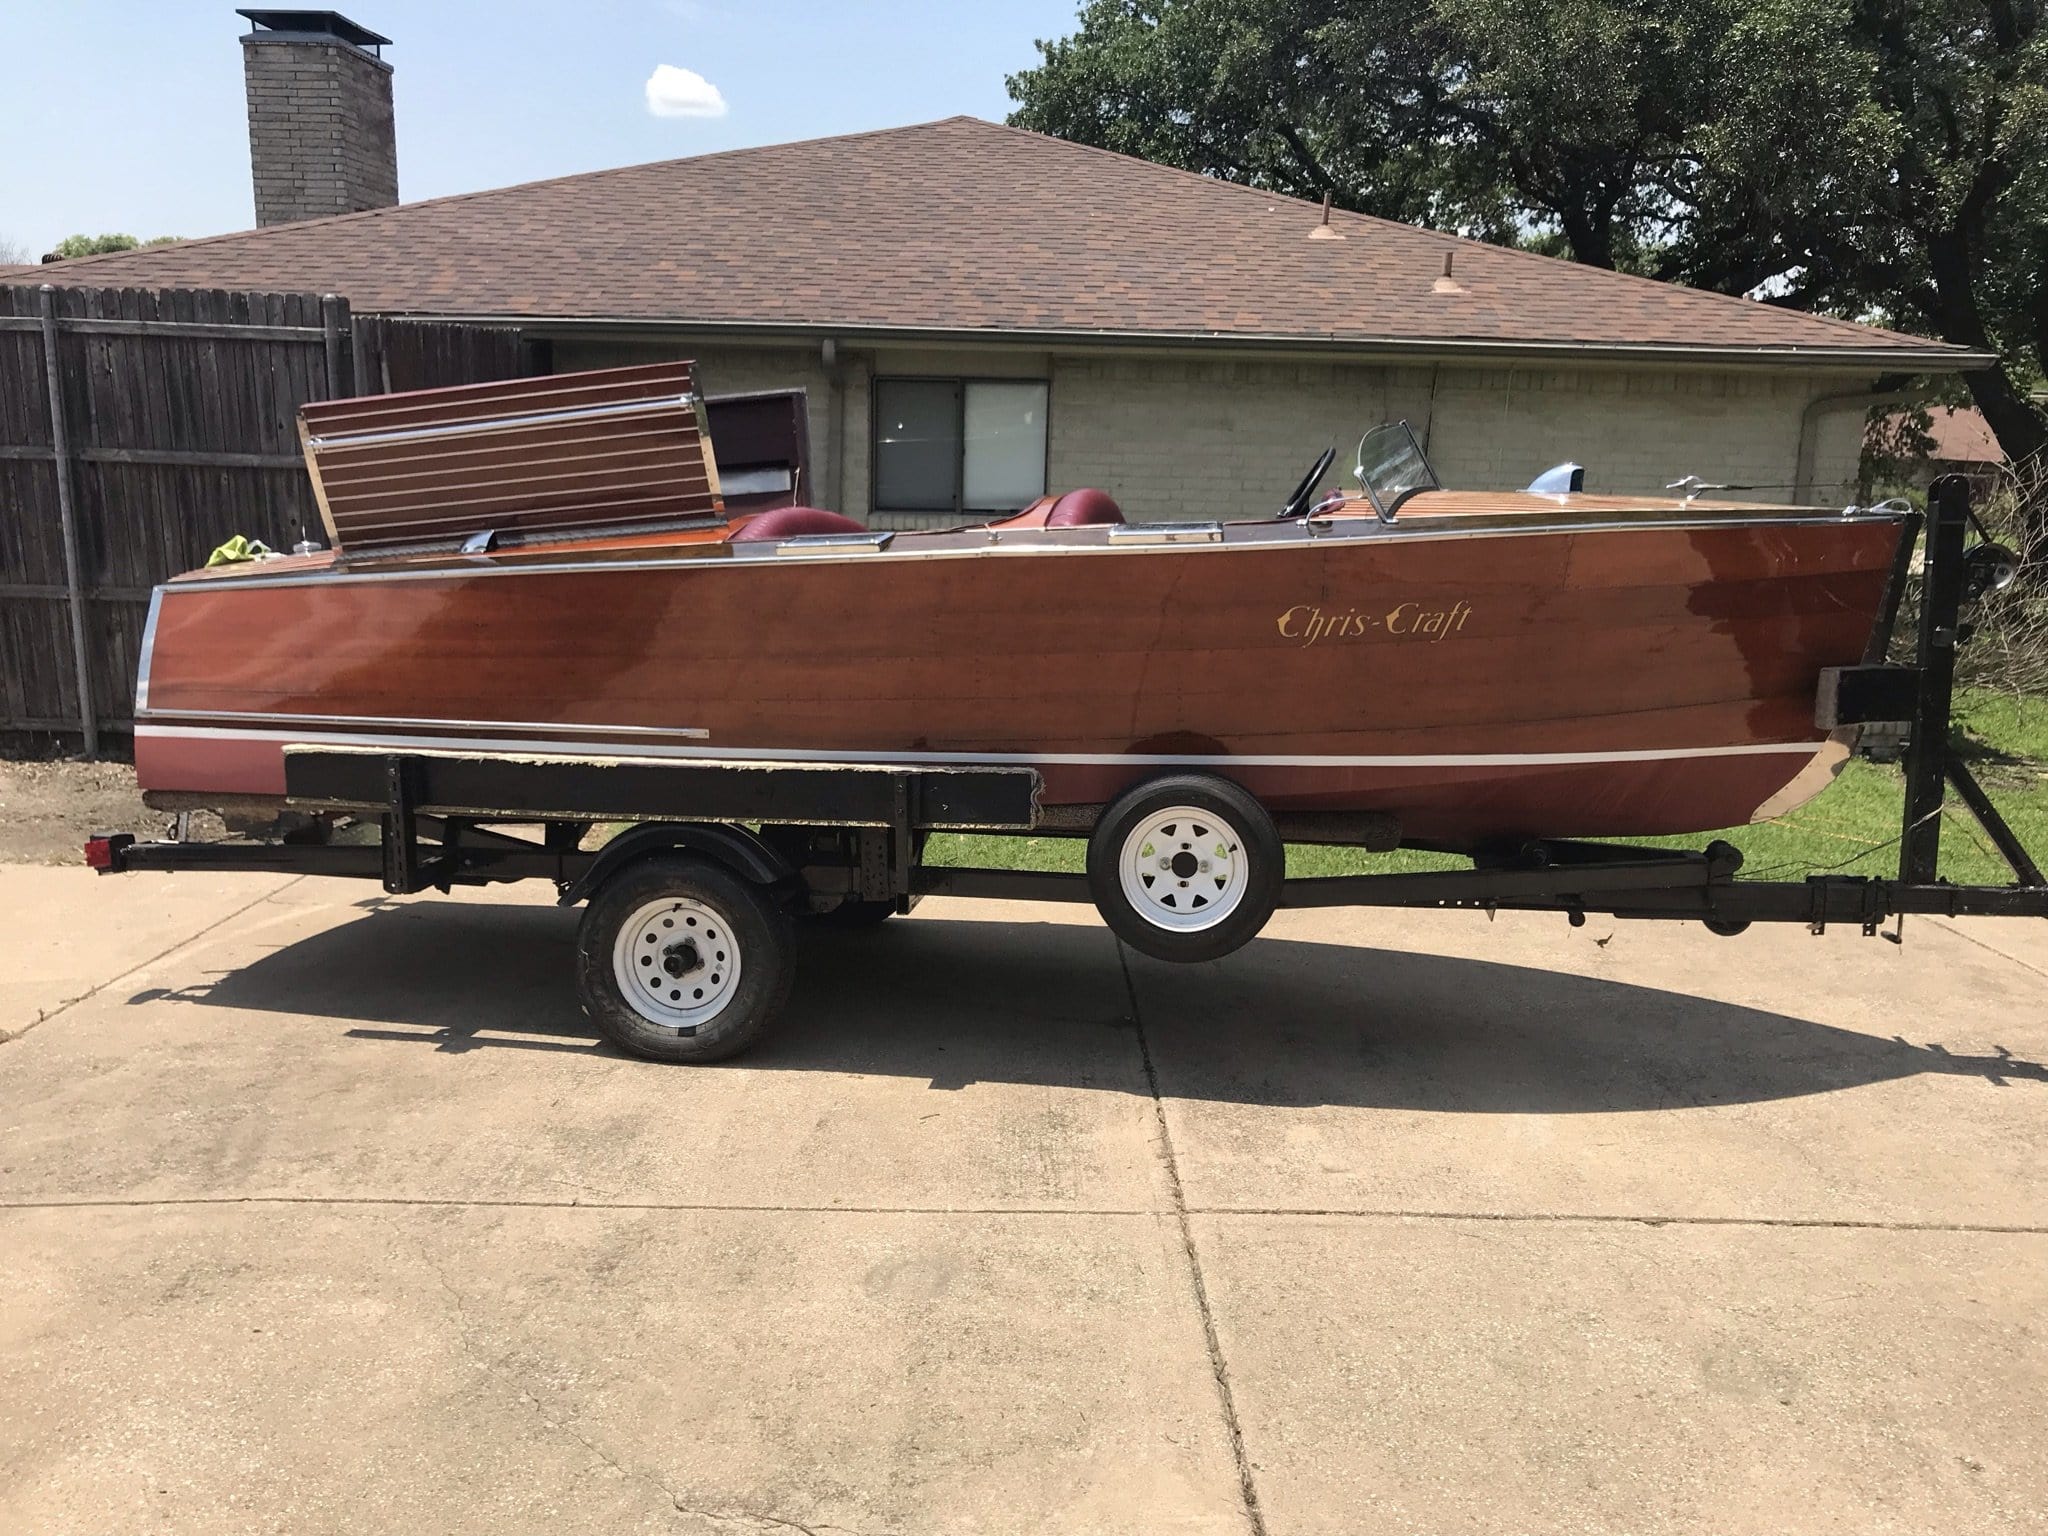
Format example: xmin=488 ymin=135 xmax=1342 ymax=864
xmin=237 ymin=9 xmax=391 ymax=53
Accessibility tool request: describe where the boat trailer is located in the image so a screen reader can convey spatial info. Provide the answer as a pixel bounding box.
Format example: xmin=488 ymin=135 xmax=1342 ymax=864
xmin=89 ymin=476 xmax=2047 ymax=1060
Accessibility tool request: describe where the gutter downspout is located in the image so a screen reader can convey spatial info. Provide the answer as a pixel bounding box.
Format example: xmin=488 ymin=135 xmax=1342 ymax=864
xmin=844 ymin=350 xmax=874 ymax=520
xmin=821 ymin=337 xmax=843 ymax=513
xmin=1795 ymin=377 xmax=1929 ymax=502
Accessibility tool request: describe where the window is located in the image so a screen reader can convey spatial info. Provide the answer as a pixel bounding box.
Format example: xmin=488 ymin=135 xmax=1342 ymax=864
xmin=873 ymin=378 xmax=1049 ymax=515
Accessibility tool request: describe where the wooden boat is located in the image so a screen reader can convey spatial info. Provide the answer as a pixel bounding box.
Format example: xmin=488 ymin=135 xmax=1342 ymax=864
xmin=133 ymin=361 xmax=1908 ymax=848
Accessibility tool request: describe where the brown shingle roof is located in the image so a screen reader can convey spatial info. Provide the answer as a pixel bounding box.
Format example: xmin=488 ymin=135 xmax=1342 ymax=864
xmin=1886 ymin=405 xmax=2007 ymax=463
xmin=6 ymin=117 xmax=1976 ymax=364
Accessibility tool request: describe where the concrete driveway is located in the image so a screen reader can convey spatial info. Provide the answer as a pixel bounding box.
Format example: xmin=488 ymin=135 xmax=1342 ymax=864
xmin=2 ymin=863 xmax=2045 ymax=1534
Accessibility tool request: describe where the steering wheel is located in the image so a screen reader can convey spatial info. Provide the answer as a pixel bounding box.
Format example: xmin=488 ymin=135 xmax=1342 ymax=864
xmin=1277 ymin=446 xmax=1338 ymax=518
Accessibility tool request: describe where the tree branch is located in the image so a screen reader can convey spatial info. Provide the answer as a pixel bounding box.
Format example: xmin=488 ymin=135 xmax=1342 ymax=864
xmin=1274 ymin=123 xmax=1334 ymax=192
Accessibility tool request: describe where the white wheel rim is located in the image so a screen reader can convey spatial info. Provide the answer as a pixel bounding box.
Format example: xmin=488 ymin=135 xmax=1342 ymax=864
xmin=612 ymin=895 xmax=742 ymax=1029
xmin=1117 ymin=806 xmax=1250 ymax=933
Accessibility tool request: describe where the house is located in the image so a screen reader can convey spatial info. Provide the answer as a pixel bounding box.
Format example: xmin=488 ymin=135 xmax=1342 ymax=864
xmin=9 ymin=11 xmax=1989 ymax=527
xmin=1901 ymin=405 xmax=2009 ymax=484
xmin=1869 ymin=403 xmax=2021 ymax=498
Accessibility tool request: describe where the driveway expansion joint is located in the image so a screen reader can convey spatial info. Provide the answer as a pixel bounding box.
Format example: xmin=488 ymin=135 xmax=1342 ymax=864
xmin=1118 ymin=939 xmax=1269 ymax=1536
xmin=1929 ymin=915 xmax=2048 ymax=984
xmin=0 ymin=1195 xmax=1163 ymax=1216
xmin=3 ymin=875 xmax=304 ymax=1044
xmin=4 ymin=1195 xmax=2047 ymax=1236
xmin=1185 ymin=1207 xmax=2048 ymax=1234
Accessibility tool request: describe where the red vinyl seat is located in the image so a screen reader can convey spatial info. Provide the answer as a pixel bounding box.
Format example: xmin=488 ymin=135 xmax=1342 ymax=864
xmin=730 ymin=506 xmax=868 ymax=542
xmin=1044 ymin=488 xmax=1124 ymax=527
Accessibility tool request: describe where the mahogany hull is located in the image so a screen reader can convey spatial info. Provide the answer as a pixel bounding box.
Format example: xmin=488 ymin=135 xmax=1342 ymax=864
xmin=134 ymin=511 xmax=1905 ymax=845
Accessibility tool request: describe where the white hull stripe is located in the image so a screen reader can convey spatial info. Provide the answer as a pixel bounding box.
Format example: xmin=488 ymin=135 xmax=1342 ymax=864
xmin=133 ymin=722 xmax=1825 ymax=769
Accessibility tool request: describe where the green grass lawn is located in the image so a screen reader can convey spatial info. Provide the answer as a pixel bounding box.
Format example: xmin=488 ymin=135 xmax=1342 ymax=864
xmin=925 ymin=689 xmax=2048 ymax=885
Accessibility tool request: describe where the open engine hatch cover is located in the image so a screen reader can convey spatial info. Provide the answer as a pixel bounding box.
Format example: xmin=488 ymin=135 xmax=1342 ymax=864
xmin=298 ymin=360 xmax=725 ymax=555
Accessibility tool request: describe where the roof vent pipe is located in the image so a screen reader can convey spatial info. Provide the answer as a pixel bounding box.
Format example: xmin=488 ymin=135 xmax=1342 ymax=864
xmin=1309 ymin=191 xmax=1344 ymax=241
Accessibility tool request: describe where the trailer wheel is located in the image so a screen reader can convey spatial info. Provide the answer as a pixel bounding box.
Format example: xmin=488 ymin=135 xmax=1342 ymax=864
xmin=1087 ymin=773 xmax=1283 ymax=962
xmin=576 ymin=854 xmax=793 ymax=1063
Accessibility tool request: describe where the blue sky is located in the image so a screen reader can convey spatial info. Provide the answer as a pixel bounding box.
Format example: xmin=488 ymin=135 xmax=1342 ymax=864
xmin=2 ymin=0 xmax=1083 ymax=256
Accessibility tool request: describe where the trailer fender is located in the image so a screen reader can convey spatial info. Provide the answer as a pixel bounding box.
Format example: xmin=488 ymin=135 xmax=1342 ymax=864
xmin=559 ymin=824 xmax=792 ymax=907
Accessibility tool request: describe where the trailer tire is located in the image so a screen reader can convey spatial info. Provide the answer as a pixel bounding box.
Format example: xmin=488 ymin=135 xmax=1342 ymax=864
xmin=576 ymin=854 xmax=793 ymax=1063
xmin=1087 ymin=773 xmax=1283 ymax=962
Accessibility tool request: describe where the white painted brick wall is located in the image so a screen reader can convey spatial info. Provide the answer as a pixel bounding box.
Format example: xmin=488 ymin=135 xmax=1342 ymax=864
xmin=1050 ymin=356 xmax=1880 ymax=521
xmin=552 ymin=339 xmax=1883 ymax=525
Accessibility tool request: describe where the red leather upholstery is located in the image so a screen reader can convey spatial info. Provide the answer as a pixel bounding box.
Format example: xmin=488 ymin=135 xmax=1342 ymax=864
xmin=730 ymin=506 xmax=867 ymax=542
xmin=1044 ymin=488 xmax=1124 ymax=527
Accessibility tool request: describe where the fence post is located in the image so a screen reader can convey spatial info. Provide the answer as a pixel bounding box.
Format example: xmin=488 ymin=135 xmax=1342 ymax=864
xmin=320 ymin=293 xmax=350 ymax=398
xmin=349 ymin=311 xmax=378 ymax=397
xmin=37 ymin=285 xmax=98 ymax=756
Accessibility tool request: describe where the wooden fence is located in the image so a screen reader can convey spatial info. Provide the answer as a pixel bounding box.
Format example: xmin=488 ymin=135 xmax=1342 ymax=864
xmin=0 ymin=284 xmax=530 ymax=748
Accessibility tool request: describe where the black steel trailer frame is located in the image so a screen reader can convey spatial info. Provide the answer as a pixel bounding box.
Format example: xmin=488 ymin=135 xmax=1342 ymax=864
xmin=91 ymin=475 xmax=2048 ymax=947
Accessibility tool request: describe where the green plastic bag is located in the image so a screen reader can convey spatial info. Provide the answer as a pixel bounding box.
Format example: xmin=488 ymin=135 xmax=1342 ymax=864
xmin=205 ymin=535 xmax=275 ymax=567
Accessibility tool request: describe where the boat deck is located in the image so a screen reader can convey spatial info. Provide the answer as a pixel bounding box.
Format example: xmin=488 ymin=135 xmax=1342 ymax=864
xmin=170 ymin=488 xmax=1844 ymax=588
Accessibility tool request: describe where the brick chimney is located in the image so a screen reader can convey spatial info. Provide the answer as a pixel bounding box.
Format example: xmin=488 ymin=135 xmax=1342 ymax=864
xmin=238 ymin=9 xmax=397 ymax=227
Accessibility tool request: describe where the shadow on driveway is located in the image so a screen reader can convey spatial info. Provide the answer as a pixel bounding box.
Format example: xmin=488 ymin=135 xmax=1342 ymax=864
xmin=130 ymin=899 xmax=2044 ymax=1111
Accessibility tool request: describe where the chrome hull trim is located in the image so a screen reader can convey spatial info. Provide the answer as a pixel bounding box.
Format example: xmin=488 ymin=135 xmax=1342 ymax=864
xmin=133 ymin=721 xmax=1826 ymax=770
xmin=304 ymin=392 xmax=693 ymax=450
xmin=135 ymin=709 xmax=708 ymax=740
xmin=134 ymin=587 xmax=163 ymax=713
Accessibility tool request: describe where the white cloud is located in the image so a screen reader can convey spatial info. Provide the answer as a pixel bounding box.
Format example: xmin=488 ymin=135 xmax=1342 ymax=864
xmin=644 ymin=64 xmax=728 ymax=119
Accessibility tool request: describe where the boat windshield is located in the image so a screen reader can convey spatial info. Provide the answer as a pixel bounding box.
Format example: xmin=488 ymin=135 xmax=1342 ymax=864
xmin=1353 ymin=422 xmax=1440 ymax=519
